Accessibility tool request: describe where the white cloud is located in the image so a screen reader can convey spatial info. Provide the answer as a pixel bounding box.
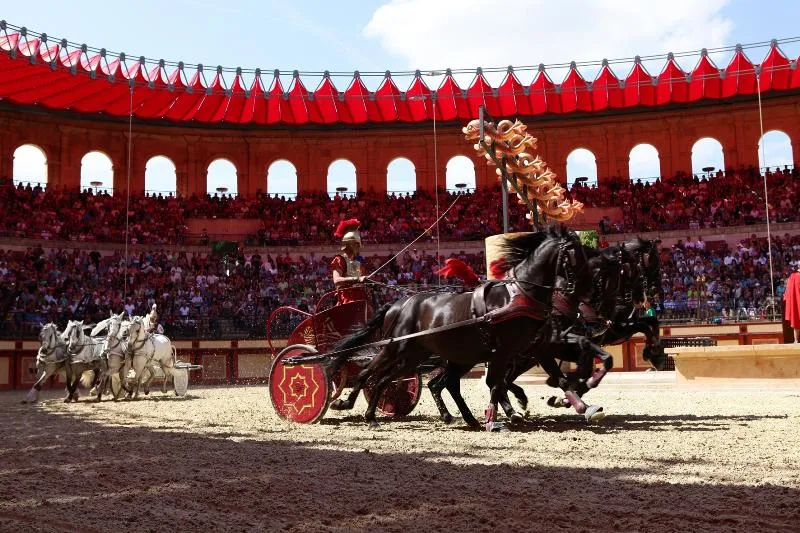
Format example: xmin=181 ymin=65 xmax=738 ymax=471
xmin=364 ymin=0 xmax=734 ymax=86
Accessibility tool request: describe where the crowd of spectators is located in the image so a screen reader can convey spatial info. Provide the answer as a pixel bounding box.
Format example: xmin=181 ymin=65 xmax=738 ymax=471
xmin=3 ymin=166 xmax=800 ymax=337
xmin=3 ymin=230 xmax=799 ymax=338
xmin=2 ymin=166 xmax=797 ymax=246
xmin=573 ymin=166 xmax=799 ymax=234
xmin=657 ymin=233 xmax=798 ymax=322
xmin=0 ymin=244 xmax=486 ymax=339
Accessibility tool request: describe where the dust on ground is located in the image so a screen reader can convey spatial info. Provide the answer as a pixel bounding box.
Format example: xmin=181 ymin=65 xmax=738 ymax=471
xmin=2 ymin=381 xmax=799 ymax=532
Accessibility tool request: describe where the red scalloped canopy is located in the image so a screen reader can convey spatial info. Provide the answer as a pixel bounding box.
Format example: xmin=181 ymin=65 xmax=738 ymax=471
xmin=0 ymin=33 xmax=798 ymax=126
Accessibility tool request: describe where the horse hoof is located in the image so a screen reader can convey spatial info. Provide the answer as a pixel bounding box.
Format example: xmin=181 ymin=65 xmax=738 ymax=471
xmin=584 ymin=405 xmax=605 ymax=423
xmin=523 ymin=409 xmax=531 ymax=420
xmin=367 ymin=420 xmax=380 ymax=429
xmin=442 ymin=413 xmax=455 ymax=425
xmin=330 ymin=399 xmax=351 ymax=411
xmin=63 ymin=398 xmax=71 ymax=403
xmin=546 ymin=396 xmax=564 ymax=408
xmin=509 ymin=412 xmax=525 ymax=425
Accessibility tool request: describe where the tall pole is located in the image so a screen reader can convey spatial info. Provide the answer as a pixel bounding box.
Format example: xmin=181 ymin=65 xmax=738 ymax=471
xmin=479 ymin=105 xmax=509 ymax=233
xmin=755 ymin=72 xmax=777 ymax=320
xmin=502 ymin=174 xmax=510 ymax=234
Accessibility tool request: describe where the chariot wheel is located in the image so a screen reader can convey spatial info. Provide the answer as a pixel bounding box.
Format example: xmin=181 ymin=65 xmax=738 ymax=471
xmin=269 ymin=344 xmax=330 ymax=424
xmin=173 ymin=367 xmax=189 ymax=397
xmin=364 ymin=372 xmax=423 ymax=418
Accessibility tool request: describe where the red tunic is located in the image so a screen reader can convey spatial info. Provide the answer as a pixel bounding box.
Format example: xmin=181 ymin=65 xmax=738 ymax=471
xmin=331 ymin=255 xmax=368 ymax=305
xmin=784 ymin=272 xmax=800 ymax=329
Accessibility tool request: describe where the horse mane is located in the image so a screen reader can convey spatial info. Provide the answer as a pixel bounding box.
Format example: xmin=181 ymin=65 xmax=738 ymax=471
xmin=490 ymin=225 xmax=571 ymax=277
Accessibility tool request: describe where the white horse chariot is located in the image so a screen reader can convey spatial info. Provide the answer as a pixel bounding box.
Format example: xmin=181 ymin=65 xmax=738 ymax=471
xmin=24 ymin=305 xmax=201 ymax=402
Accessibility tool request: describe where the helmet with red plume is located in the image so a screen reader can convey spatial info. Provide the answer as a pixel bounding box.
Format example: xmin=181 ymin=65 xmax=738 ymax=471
xmin=334 ymin=218 xmax=361 ymax=250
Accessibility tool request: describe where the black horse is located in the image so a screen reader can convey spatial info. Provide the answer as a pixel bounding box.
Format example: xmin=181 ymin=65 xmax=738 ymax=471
xmin=328 ymin=226 xmax=596 ymax=429
xmin=542 ymin=237 xmax=666 ymax=409
xmin=426 ymin=237 xmax=665 ymax=425
xmin=427 ymin=242 xmax=623 ymax=424
xmin=506 ymin=237 xmax=666 ymax=414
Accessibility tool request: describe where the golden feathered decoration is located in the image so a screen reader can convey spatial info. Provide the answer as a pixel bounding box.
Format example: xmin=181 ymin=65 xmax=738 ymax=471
xmin=463 ymin=118 xmax=583 ymax=223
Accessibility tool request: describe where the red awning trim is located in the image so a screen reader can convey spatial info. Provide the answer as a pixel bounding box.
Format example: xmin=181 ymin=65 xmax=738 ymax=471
xmin=1 ymin=31 xmax=799 ymax=125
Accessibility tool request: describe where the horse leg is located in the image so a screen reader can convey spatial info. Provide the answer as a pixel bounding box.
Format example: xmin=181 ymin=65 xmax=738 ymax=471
xmin=497 ymin=388 xmax=522 ymax=424
xmin=161 ymin=363 xmax=174 ymax=395
xmin=95 ymin=374 xmax=106 ymax=402
xmin=443 ymin=364 xmax=480 ymax=428
xmin=23 ymin=365 xmax=54 ymax=404
xmin=484 ymin=360 xmax=510 ymax=432
xmin=538 ymin=352 xmax=572 ymax=409
xmin=331 ymin=345 xmax=397 ymax=411
xmin=562 ymin=335 xmax=606 ymax=422
xmin=141 ymin=367 xmax=154 ymax=395
xmin=132 ymin=357 xmax=148 ymax=400
xmin=64 ymin=364 xmax=80 ymax=403
xmin=506 ymin=382 xmax=529 ymax=414
xmin=427 ymin=365 xmax=455 ymax=424
xmin=585 ymin=342 xmax=613 ymax=389
xmin=500 ymin=360 xmax=532 ymax=423
xmin=364 ymin=366 xmax=408 ymax=428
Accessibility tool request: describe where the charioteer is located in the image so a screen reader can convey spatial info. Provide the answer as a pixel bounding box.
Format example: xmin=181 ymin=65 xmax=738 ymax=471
xmin=331 ymin=218 xmax=369 ymax=306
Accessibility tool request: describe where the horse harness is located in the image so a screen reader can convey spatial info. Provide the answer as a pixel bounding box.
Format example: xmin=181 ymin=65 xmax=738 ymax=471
xmin=128 ymin=331 xmax=158 ymax=363
xmin=288 ymin=237 xmax=588 ymax=364
xmin=469 ymin=236 xmax=586 ymax=351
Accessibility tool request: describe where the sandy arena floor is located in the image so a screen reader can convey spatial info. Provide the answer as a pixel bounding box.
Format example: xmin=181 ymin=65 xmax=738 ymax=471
xmin=1 ymin=379 xmax=799 ymax=532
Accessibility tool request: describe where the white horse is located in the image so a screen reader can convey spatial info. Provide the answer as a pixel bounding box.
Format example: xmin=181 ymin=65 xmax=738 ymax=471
xmin=62 ymin=320 xmax=105 ymax=402
xmin=23 ymin=323 xmax=68 ymax=403
xmin=125 ymin=316 xmax=176 ymax=400
xmin=90 ymin=311 xmax=132 ymax=402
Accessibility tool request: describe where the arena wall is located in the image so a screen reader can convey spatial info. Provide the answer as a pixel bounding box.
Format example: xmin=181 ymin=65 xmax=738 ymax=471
xmin=1 ymin=322 xmax=783 ymax=391
xmin=2 ymin=92 xmax=799 ymax=196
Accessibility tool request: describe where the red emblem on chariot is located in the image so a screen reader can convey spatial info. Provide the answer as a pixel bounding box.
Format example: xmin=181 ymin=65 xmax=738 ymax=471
xmin=277 ymin=365 xmax=321 ymax=416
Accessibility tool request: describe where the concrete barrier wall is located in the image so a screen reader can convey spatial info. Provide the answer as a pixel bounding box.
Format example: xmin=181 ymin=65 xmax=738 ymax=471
xmin=0 ymin=322 xmax=785 ymax=390
xmin=672 ymin=344 xmax=800 ymax=387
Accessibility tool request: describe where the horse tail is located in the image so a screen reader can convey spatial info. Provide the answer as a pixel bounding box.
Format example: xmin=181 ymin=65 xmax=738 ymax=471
xmin=329 ymin=303 xmax=391 ymax=365
xmin=80 ymin=370 xmax=95 ymax=390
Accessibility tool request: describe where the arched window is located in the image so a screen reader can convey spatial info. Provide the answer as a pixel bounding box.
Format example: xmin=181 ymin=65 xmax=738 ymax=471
xmin=566 ymin=148 xmax=598 ymax=187
xmin=758 ymin=130 xmax=793 ymax=172
xmin=628 ymin=144 xmax=661 ymax=182
xmin=207 ymin=159 xmax=238 ymax=196
xmin=267 ymin=160 xmax=298 ymax=198
xmin=81 ymin=151 xmax=114 ymax=194
xmin=387 ymin=157 xmax=417 ymax=193
xmin=445 ymin=155 xmax=476 ymax=191
xmin=691 ymin=137 xmax=725 ymax=176
xmin=327 ymin=159 xmax=357 ymax=198
xmin=145 ymin=156 xmax=177 ymax=196
xmin=13 ymin=144 xmax=47 ymax=187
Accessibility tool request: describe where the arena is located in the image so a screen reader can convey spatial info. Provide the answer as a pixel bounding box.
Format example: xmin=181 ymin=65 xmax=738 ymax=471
xmin=4 ymin=5 xmax=800 ymax=532
xmin=2 ymin=379 xmax=799 ymax=532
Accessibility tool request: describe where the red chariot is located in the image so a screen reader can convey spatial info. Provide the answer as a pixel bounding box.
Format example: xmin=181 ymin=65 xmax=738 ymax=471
xmin=266 ymin=288 xmax=423 ymax=424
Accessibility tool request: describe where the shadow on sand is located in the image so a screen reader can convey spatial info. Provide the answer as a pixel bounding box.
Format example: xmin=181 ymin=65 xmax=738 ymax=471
xmin=0 ymin=398 xmax=798 ymax=533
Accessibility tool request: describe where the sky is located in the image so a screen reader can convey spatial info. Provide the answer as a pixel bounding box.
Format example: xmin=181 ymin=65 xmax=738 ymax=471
xmin=5 ymin=0 xmax=800 ymax=193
